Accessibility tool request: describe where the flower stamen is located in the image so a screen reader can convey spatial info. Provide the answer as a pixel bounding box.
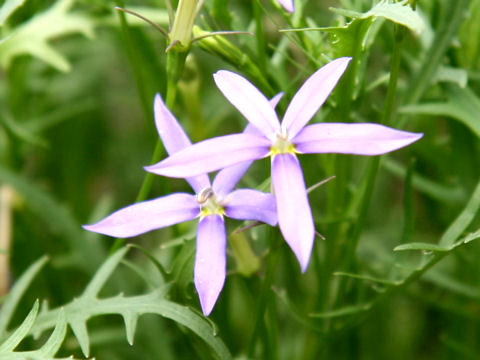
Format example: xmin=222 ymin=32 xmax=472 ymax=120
xmin=197 ymin=187 xmax=225 ymax=217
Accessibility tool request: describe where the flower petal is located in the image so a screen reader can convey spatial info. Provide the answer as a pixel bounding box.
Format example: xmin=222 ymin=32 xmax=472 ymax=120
xmin=213 ymin=70 xmax=280 ymax=138
xmin=294 ymin=123 xmax=423 ymax=155
xmin=282 ymin=57 xmax=351 ymax=138
xmin=272 ymin=154 xmax=314 ymax=272
xmin=194 ymin=215 xmax=226 ymax=315
xmin=146 ymin=133 xmax=271 ymax=178
xmin=224 ymin=189 xmax=277 ymax=226
xmin=153 ymin=94 xmax=210 ymax=193
xmin=83 ymin=193 xmax=199 ymax=238
xmin=212 ymin=124 xmax=262 ymax=198
xmin=270 ymin=92 xmax=284 ymax=109
xmin=277 ymin=0 xmax=294 ymax=12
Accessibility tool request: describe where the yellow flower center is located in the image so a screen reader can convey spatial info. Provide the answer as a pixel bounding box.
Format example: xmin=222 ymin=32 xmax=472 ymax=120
xmin=269 ymin=131 xmax=296 ymax=156
xmin=196 ymin=187 xmax=225 ymax=217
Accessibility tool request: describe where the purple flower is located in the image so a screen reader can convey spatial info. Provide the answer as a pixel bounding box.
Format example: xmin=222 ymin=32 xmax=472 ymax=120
xmin=277 ymin=0 xmax=294 ymax=12
xmin=83 ymin=94 xmax=277 ymax=316
xmin=146 ymin=57 xmax=423 ymax=272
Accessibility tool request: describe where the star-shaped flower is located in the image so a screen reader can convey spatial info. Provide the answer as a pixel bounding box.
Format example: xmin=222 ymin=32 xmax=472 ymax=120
xmin=84 ymin=94 xmax=277 ymax=315
xmin=145 ymin=57 xmax=423 ymax=272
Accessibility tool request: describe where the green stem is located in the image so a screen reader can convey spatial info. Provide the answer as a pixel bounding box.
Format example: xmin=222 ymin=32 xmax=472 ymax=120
xmin=397 ymin=0 xmax=469 ymax=126
xmin=253 ymin=0 xmax=267 ymax=73
xmin=109 ymin=46 xmax=186 ymax=254
xmin=332 ymin=25 xmax=405 ymax=308
xmin=247 ymin=227 xmax=280 ymax=359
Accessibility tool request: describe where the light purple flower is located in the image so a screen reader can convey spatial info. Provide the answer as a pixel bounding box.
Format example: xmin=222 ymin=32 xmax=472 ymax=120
xmin=277 ymin=0 xmax=294 ymax=12
xmin=146 ymin=57 xmax=423 ymax=272
xmin=83 ymin=94 xmax=277 ymax=316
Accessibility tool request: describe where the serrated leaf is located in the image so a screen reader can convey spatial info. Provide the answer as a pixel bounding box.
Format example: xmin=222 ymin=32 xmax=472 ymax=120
xmin=363 ymin=0 xmax=424 ymax=34
xmin=122 ymin=311 xmax=138 ymax=345
xmin=0 ymin=0 xmax=26 ymax=26
xmin=400 ymin=86 xmax=480 ymax=139
xmin=27 ymin=247 xmax=231 ymax=360
xmin=331 ymin=0 xmax=424 ymax=33
xmin=34 ymin=310 xmax=67 ymax=357
xmin=393 ymin=242 xmax=451 ymax=252
xmin=0 ymin=256 xmax=48 ymax=337
xmin=0 ymin=0 xmax=94 ymax=71
xmin=0 ymin=300 xmax=39 ymax=352
xmin=0 ymin=308 xmax=75 ymax=360
xmin=82 ymin=247 xmax=129 ymax=298
xmin=68 ymin=317 xmax=89 ymax=358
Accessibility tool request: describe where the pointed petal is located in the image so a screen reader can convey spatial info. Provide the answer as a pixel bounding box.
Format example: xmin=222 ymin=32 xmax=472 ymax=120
xmin=214 ymin=70 xmax=280 ymax=138
xmin=153 ymin=94 xmax=210 ymax=193
xmin=146 ymin=133 xmax=270 ymax=178
xmin=224 ymin=189 xmax=277 ymax=226
xmin=194 ymin=215 xmax=226 ymax=315
xmin=270 ymin=92 xmax=284 ymax=109
xmin=212 ymin=124 xmax=262 ymax=197
xmin=272 ymin=154 xmax=314 ymax=272
xmin=294 ymin=123 xmax=423 ymax=155
xmin=83 ymin=193 xmax=199 ymax=238
xmin=277 ymin=0 xmax=294 ymax=12
xmin=282 ymin=57 xmax=351 ymax=138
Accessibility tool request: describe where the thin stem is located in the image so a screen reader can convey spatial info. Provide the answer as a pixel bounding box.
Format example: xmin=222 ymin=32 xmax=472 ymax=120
xmin=333 ymin=24 xmax=405 ymax=307
xmin=247 ymin=227 xmax=280 ymax=358
xmin=253 ymin=0 xmax=267 ymax=73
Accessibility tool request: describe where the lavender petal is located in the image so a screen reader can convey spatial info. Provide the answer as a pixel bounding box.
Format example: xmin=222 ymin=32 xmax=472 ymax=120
xmin=153 ymin=94 xmax=210 ymax=193
xmin=213 ymin=70 xmax=281 ymax=138
xmin=224 ymin=189 xmax=277 ymax=226
xmin=277 ymin=0 xmax=294 ymax=12
xmin=146 ymin=133 xmax=270 ymax=178
xmin=294 ymin=123 xmax=423 ymax=155
xmin=272 ymin=154 xmax=314 ymax=272
xmin=282 ymin=57 xmax=351 ymax=138
xmin=194 ymin=215 xmax=226 ymax=315
xmin=212 ymin=124 xmax=261 ymax=197
xmin=83 ymin=193 xmax=199 ymax=238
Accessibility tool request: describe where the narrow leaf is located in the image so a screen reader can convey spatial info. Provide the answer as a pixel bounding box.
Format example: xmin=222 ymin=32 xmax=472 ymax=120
xmin=394 ymin=242 xmax=451 ymax=252
xmin=69 ymin=318 xmax=89 ymax=358
xmin=122 ymin=311 xmax=138 ymax=345
xmin=0 ymin=300 xmax=39 ymax=352
xmin=0 ymin=0 xmax=25 ymax=26
xmin=82 ymin=247 xmax=129 ymax=298
xmin=0 ymin=256 xmax=48 ymax=337
xmin=310 ymin=303 xmax=372 ymax=318
xmin=35 ymin=309 xmax=67 ymax=357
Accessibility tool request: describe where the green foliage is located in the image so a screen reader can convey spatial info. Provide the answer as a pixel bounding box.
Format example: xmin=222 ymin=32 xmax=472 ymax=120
xmin=0 ymin=0 xmax=94 ymax=71
xmin=1 ymin=0 xmax=480 ymax=358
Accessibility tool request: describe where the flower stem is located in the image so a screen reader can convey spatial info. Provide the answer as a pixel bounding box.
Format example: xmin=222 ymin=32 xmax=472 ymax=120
xmin=109 ymin=48 xmax=186 ymax=254
xmin=247 ymin=226 xmax=280 ymax=359
xmin=333 ymin=25 xmax=405 ymax=309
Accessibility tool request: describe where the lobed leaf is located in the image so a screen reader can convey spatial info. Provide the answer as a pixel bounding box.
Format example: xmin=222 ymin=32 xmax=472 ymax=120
xmin=0 ymin=0 xmax=94 ymax=71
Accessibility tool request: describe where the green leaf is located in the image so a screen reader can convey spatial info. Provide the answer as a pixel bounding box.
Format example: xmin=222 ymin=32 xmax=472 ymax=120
xmin=333 ymin=272 xmax=400 ymax=286
xmin=0 ymin=0 xmax=94 ymax=71
xmin=0 ymin=300 xmax=39 ymax=352
xmin=393 ymin=242 xmax=451 ymax=252
xmin=400 ymin=86 xmax=480 ymax=139
xmin=0 ymin=0 xmax=26 ymax=26
xmin=27 ymin=248 xmax=232 ymax=360
xmin=0 ymin=256 xmax=48 ymax=337
xmin=362 ymin=0 xmax=424 ymax=34
xmin=310 ymin=303 xmax=372 ymax=318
